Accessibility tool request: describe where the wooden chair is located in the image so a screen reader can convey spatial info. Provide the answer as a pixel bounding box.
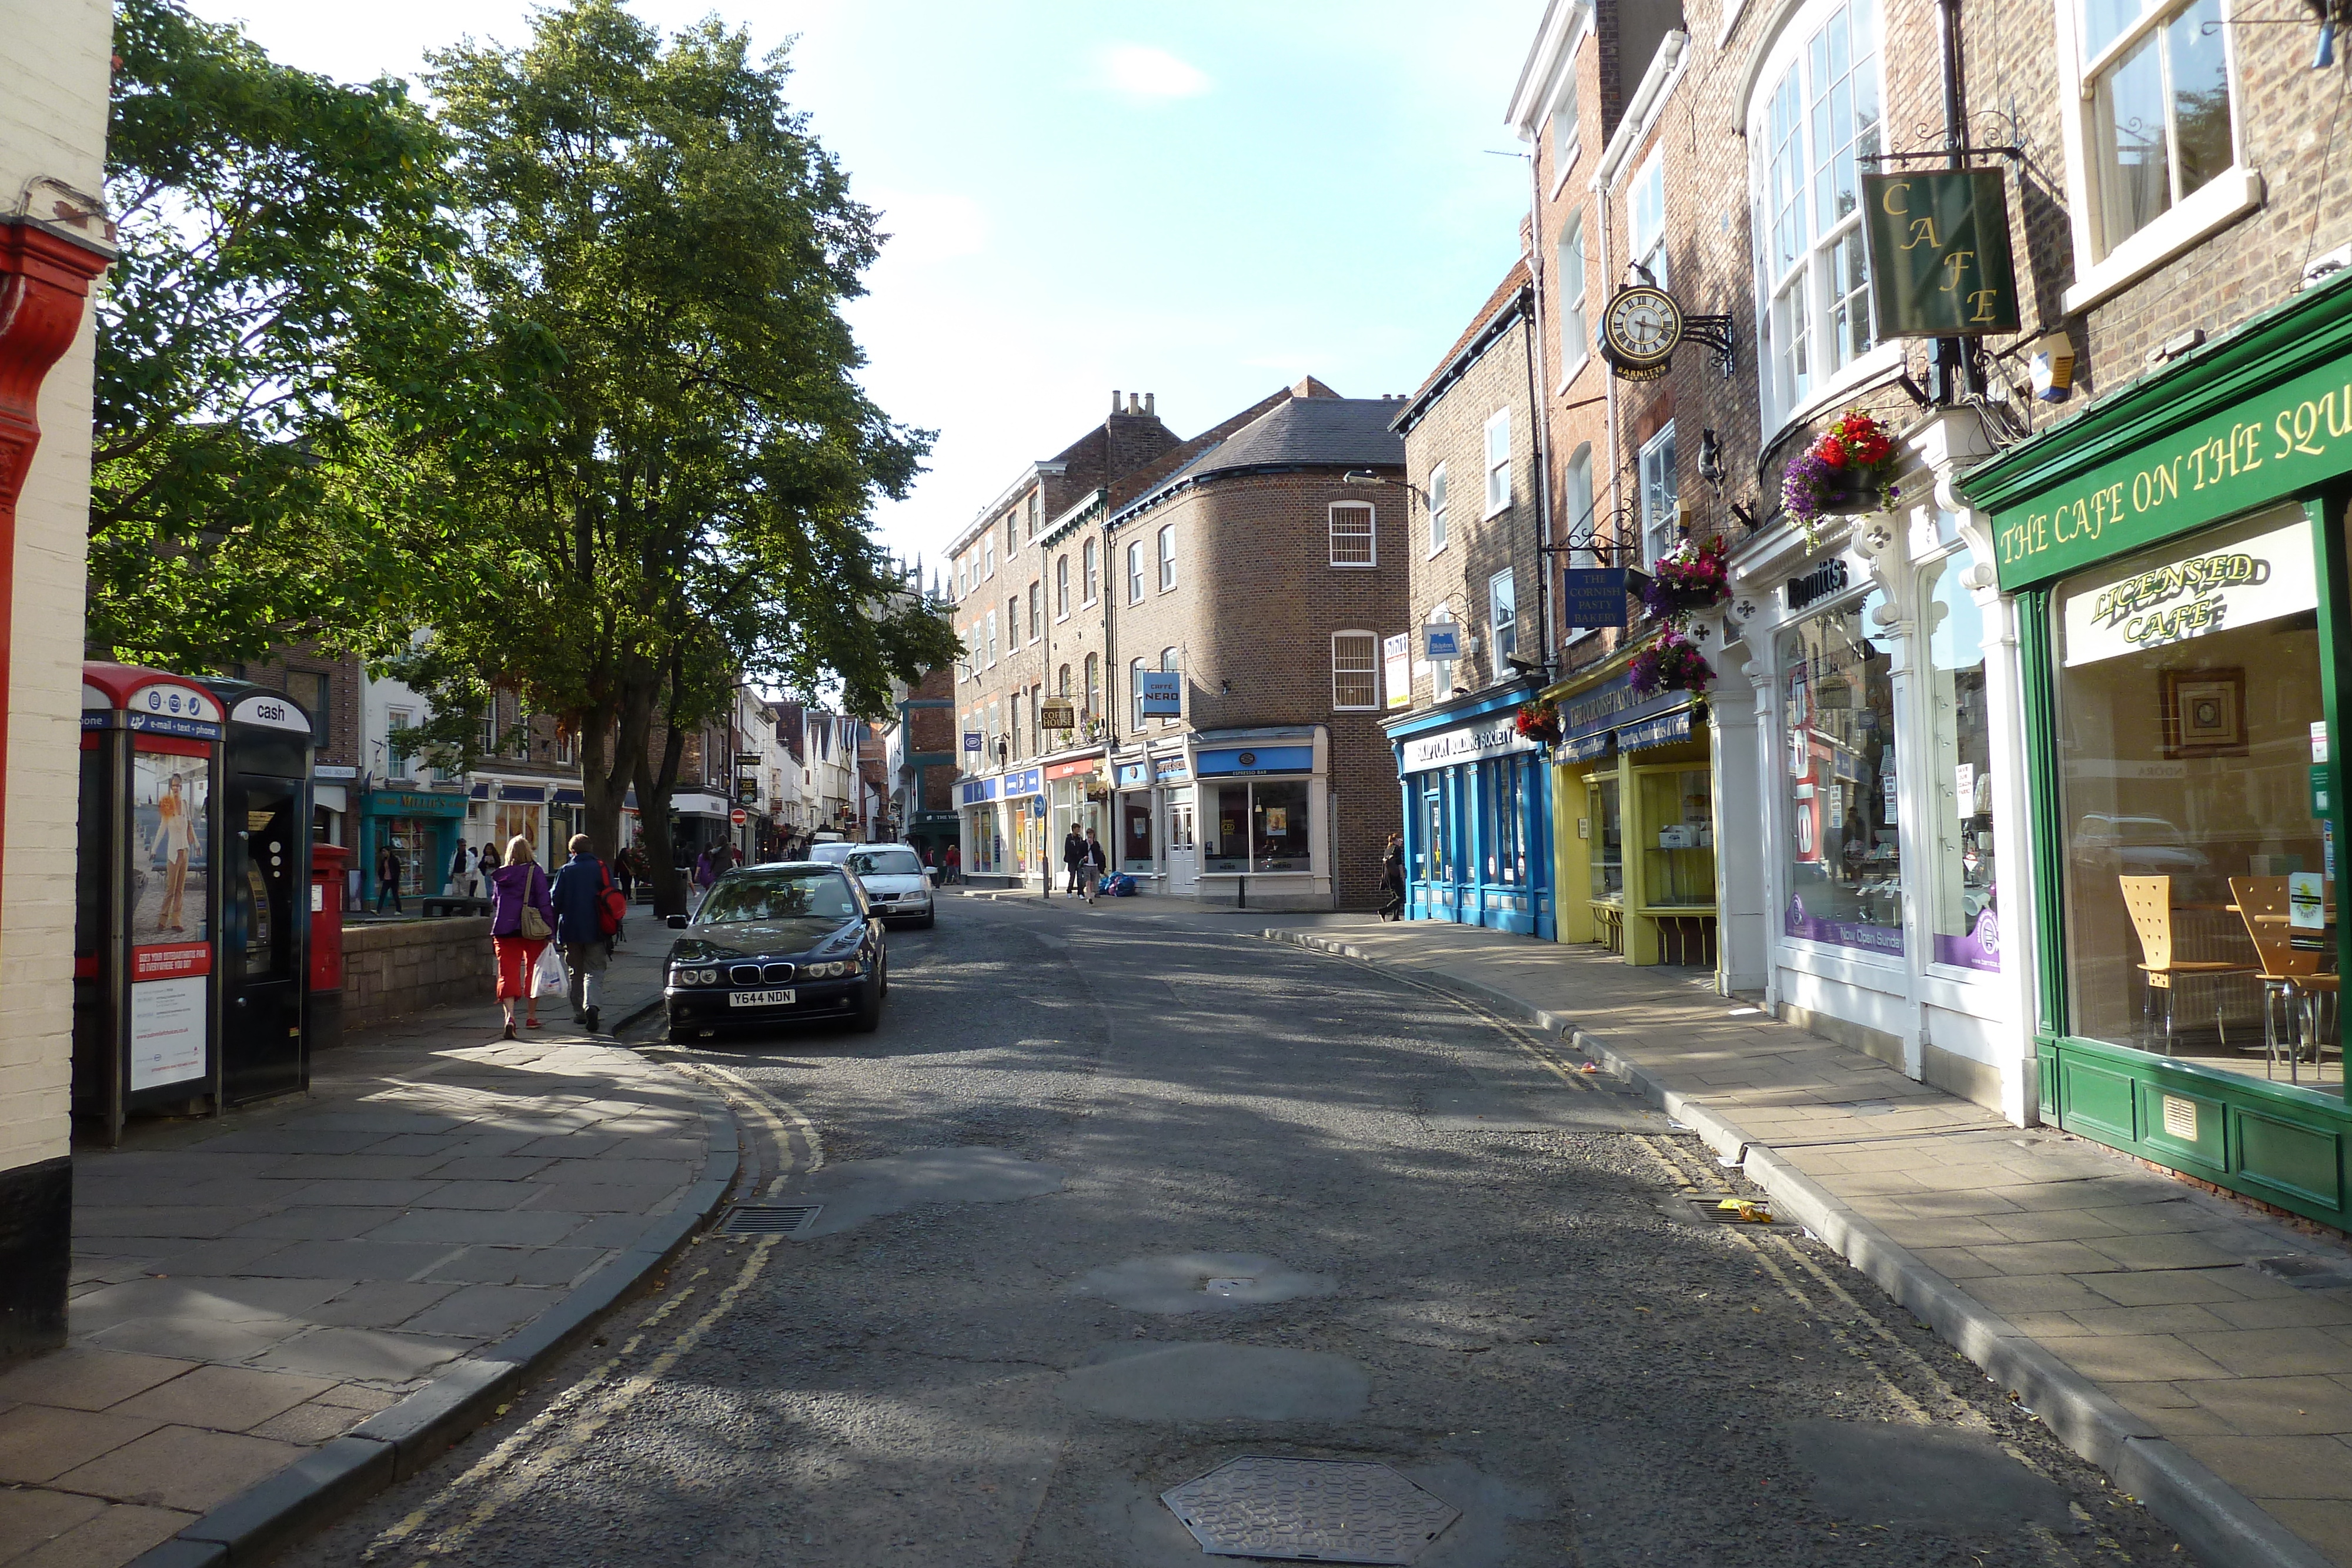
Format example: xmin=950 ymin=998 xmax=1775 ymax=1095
xmin=2228 ymin=877 xmax=2340 ymax=1082
xmin=2120 ymin=876 xmax=2256 ymax=1057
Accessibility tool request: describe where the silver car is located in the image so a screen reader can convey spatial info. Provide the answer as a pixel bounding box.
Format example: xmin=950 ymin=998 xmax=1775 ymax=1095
xmin=843 ymin=844 xmax=936 ymax=928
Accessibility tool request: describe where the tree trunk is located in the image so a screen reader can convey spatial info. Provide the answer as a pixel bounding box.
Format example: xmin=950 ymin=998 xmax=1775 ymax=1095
xmin=636 ymin=657 xmax=693 ymax=918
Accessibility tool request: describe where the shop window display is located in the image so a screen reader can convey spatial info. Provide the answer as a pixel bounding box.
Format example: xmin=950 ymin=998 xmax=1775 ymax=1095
xmin=1783 ymin=587 xmax=1903 ymax=954
xmin=2053 ymin=505 xmax=2330 ymax=1084
xmin=1486 ymin=757 xmax=1525 ymax=884
xmin=1589 ymin=775 xmax=1623 ymax=901
xmin=1924 ymin=554 xmax=1999 ymax=971
xmin=1204 ymin=780 xmax=1313 ymax=873
xmin=1641 ymin=767 xmax=1715 ymax=906
xmin=1121 ymin=793 xmax=1154 ymax=873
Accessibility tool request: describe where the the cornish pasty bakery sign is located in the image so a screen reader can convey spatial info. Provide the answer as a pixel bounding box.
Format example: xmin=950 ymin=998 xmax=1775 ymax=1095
xmin=1988 ymin=350 xmax=2352 ymax=591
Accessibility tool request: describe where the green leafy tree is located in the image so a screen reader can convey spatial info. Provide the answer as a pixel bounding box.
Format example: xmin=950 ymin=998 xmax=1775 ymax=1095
xmin=95 ymin=0 xmax=516 ymax=665
xmin=393 ymin=0 xmax=954 ymax=911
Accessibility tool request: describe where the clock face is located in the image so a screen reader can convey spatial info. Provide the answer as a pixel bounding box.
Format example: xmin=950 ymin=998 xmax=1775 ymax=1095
xmin=1602 ymin=286 xmax=1683 ymax=366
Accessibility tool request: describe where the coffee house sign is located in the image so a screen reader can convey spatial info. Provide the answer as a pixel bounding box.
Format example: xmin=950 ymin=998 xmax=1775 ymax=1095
xmin=1401 ymin=717 xmax=1538 ymax=775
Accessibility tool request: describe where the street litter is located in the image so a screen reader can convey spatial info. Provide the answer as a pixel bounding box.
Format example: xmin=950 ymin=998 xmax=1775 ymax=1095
xmin=1715 ymin=1198 xmax=1774 ymax=1223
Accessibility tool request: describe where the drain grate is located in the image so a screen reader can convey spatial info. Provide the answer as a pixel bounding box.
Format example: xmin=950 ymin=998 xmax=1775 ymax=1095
xmin=1163 ymin=1456 xmax=1459 ymax=1564
xmin=717 ymin=1203 xmax=821 ymax=1238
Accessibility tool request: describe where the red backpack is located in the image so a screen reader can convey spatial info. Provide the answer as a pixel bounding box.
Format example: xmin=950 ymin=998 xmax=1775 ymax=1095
xmin=597 ymin=859 xmax=627 ymax=936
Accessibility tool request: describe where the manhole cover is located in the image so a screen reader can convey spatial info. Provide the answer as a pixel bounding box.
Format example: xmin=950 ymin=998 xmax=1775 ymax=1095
xmin=1162 ymin=1456 xmax=1459 ymax=1563
xmin=2254 ymin=1255 xmax=2352 ymax=1289
xmin=717 ymin=1203 xmax=821 ymax=1237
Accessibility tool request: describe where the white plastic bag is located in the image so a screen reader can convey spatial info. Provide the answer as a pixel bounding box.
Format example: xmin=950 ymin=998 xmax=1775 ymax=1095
xmin=534 ymin=944 xmax=567 ymax=997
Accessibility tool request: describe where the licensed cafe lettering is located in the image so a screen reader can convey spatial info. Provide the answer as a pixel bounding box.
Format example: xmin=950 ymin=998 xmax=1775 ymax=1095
xmin=1990 ymin=353 xmax=2352 ymax=592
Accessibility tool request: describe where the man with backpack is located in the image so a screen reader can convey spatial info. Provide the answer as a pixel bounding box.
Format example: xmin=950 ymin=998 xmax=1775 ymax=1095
xmin=550 ymin=833 xmax=627 ymax=1032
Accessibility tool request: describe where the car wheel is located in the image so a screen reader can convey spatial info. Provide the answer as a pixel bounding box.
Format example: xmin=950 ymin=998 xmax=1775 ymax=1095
xmin=851 ymin=965 xmax=884 ymax=1032
xmin=914 ymin=910 xmax=935 ymax=930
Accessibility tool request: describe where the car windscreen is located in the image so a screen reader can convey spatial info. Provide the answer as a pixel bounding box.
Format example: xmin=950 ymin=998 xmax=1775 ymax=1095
xmin=805 ymin=843 xmax=853 ymax=863
xmin=848 ymin=849 xmax=923 ymax=877
xmin=699 ymin=872 xmax=857 ymax=924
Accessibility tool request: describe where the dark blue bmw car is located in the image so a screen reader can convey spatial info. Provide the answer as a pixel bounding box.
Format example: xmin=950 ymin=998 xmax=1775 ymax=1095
xmin=662 ymin=863 xmax=887 ymax=1042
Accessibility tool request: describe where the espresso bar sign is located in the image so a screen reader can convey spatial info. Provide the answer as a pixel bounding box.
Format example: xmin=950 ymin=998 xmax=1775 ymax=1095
xmin=1990 ymin=350 xmax=2352 ymax=591
xmin=1861 ymin=170 xmax=2021 ymax=340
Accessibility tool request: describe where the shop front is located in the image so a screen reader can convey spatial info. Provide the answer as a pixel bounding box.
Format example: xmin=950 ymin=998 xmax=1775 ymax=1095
xmin=1389 ymin=685 xmax=1553 ymax=938
xmin=361 ymin=785 xmax=470 ymax=908
xmin=1716 ymin=444 xmax=2034 ymax=1122
xmin=1045 ymin=753 xmax=1106 ymax=890
xmin=1193 ymin=727 xmax=1331 ymax=911
xmin=957 ymin=773 xmax=1006 ymax=880
xmin=1959 ymin=270 xmax=2352 ymax=1221
xmin=1544 ymin=658 xmax=1715 ymax=966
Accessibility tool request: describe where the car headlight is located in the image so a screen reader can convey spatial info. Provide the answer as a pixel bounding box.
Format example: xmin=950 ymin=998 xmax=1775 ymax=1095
xmin=671 ymin=966 xmax=721 ymax=986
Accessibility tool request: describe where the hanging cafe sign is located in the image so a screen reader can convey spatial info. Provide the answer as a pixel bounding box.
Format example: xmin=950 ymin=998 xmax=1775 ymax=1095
xmin=1859 ymin=169 xmax=2020 ymax=339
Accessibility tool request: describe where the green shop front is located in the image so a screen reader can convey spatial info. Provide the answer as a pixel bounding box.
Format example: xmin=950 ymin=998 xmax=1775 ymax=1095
xmin=1960 ymin=272 xmax=2352 ymax=1227
xmin=358 ymin=785 xmax=470 ymax=907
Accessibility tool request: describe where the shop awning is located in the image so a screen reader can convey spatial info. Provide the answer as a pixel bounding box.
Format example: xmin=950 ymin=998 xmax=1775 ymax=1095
xmin=498 ymin=783 xmax=546 ymax=803
xmin=1618 ymin=704 xmax=1695 ymax=752
xmin=550 ymin=787 xmax=585 ymax=805
xmin=670 ymin=791 xmax=729 ymax=818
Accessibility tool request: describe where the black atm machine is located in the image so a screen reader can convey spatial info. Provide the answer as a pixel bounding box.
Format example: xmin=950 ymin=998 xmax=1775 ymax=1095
xmin=203 ymin=680 xmax=316 ymax=1105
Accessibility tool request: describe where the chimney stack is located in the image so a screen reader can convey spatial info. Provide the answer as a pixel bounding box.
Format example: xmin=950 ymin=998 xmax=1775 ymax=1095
xmin=1145 ymin=392 xmax=1156 ymax=416
xmin=1111 ymin=389 xmax=1122 ymax=413
xmin=1127 ymin=392 xmax=1142 ymax=414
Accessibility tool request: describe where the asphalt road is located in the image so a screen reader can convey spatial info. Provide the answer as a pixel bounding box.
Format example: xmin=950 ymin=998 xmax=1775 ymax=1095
xmin=291 ymin=897 xmax=2190 ymax=1567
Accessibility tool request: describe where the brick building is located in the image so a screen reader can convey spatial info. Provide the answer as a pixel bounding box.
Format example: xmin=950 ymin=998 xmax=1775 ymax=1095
xmin=946 ymin=381 xmax=1409 ymax=908
xmin=1385 ymin=259 xmax=1558 ymax=935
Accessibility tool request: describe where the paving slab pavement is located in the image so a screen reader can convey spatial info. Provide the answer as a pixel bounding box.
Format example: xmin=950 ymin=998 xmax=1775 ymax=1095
xmin=0 ymin=938 xmax=731 ymax=1568
xmin=1257 ymin=914 xmax=2352 ymax=1568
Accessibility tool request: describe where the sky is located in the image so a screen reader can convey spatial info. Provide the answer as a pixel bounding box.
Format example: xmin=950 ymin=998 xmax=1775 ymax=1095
xmin=183 ymin=0 xmax=1538 ymax=578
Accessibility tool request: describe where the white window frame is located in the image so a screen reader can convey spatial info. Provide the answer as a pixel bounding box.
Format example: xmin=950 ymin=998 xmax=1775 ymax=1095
xmin=1028 ymin=581 xmax=1041 ymax=643
xmin=1482 ymin=409 xmax=1512 ymax=518
xmin=1158 ymin=525 xmax=1177 ymax=591
xmin=387 ymin=707 xmax=413 ymax=777
xmin=1332 ymin=631 xmax=1379 ymax=711
xmin=1548 ymin=72 xmax=1583 ymax=195
xmin=1562 ymin=444 xmax=1598 ymax=635
xmin=1158 ymin=647 xmax=1180 ymax=724
xmin=1556 ymin=213 xmax=1589 ymax=389
xmin=1745 ymin=0 xmax=1902 ymax=442
xmin=1629 ymin=148 xmax=1667 ymax=287
xmin=1055 ymin=556 xmax=1071 ymax=621
xmin=985 ymin=609 xmax=998 ymax=668
xmin=1489 ymin=569 xmax=1518 ymax=663
xmin=1125 ymin=540 xmax=1144 ymax=604
xmin=983 ymin=537 xmax=995 ymax=580
xmin=1127 ymin=656 xmax=1147 ymax=727
xmin=1083 ymin=539 xmax=1100 ymax=605
xmin=2055 ymin=0 xmax=2259 ymax=315
xmin=1428 ymin=464 xmax=1449 ymax=556
xmin=1639 ymin=423 xmax=1679 ymax=570
xmin=1329 ymin=502 xmax=1377 ymax=567
xmin=1007 ymin=594 xmax=1020 ymax=648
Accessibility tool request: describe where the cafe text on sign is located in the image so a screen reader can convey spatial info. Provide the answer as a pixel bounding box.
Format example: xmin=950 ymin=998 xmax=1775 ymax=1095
xmin=1989 ymin=352 xmax=2352 ymax=591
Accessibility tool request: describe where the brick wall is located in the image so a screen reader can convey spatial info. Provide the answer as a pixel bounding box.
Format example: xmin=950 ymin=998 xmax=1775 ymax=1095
xmin=235 ymin=645 xmax=363 ymax=770
xmin=0 ymin=0 xmax=109 ymax=1187
xmin=339 ymin=917 xmax=497 ymax=1037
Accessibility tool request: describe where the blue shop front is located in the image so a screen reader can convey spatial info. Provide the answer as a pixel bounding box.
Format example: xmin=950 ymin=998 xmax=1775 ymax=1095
xmin=1388 ymin=686 xmax=1553 ymax=938
xmin=358 ymin=784 xmax=470 ymax=908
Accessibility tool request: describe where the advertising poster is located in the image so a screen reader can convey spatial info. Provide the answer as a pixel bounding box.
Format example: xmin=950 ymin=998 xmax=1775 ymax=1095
xmin=131 ymin=741 xmax=212 ymax=982
xmin=129 ymin=975 xmax=207 ymax=1090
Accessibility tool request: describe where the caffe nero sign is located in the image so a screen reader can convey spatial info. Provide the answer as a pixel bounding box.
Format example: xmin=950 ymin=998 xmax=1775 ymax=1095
xmin=1987 ymin=349 xmax=2352 ymax=591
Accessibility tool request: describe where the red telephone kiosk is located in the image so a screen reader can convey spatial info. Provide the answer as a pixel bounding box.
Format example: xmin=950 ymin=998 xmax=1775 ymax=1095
xmin=75 ymin=665 xmax=225 ymax=1142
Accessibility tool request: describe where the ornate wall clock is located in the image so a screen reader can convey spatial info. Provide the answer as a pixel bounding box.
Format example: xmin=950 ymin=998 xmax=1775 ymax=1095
xmin=1601 ymin=285 xmax=1682 ymax=380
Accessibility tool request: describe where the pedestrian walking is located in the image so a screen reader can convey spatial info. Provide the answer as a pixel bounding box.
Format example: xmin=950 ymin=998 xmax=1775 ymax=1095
xmin=550 ymin=833 xmax=617 ymax=1032
xmin=1379 ymin=831 xmax=1406 ymax=921
xmin=1061 ymin=826 xmax=1085 ymax=898
xmin=943 ymin=842 xmax=960 ymax=884
xmin=1080 ymin=828 xmax=1108 ymax=905
xmin=449 ymin=841 xmax=475 ymax=899
xmin=375 ymin=842 xmax=404 ymax=914
xmin=486 ymin=835 xmax=554 ymax=1038
xmin=694 ymin=847 xmax=716 ymax=891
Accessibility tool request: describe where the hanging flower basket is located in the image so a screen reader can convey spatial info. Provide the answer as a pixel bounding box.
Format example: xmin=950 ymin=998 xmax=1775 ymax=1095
xmin=1628 ymin=628 xmax=1713 ymax=698
xmin=1640 ymin=534 xmax=1731 ymax=625
xmin=1782 ymin=409 xmax=1900 ymax=543
xmin=1516 ymin=698 xmax=1562 ymax=745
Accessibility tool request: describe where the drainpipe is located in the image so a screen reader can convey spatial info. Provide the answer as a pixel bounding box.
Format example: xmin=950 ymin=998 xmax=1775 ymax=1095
xmin=1523 ymin=154 xmax=1556 ymax=676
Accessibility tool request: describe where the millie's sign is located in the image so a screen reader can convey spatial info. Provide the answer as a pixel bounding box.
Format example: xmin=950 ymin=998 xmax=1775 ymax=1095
xmin=1861 ymin=170 xmax=2020 ymax=340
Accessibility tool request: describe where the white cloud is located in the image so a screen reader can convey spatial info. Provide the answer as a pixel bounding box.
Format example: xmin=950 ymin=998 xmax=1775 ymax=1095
xmin=1098 ymin=44 xmax=1212 ymax=101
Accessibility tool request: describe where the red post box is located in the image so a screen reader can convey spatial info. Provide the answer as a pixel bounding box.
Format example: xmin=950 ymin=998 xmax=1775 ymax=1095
xmin=309 ymin=842 xmax=348 ymax=1053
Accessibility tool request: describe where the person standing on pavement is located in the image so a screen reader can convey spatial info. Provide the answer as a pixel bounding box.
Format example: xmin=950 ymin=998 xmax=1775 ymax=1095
xmin=375 ymin=842 xmax=403 ymax=914
xmin=449 ymin=841 xmax=475 ymax=899
xmin=549 ymin=833 xmax=614 ymax=1032
xmin=943 ymin=842 xmax=960 ymax=884
xmin=487 ymin=835 xmax=555 ymax=1038
xmin=612 ymin=849 xmax=635 ymax=905
xmin=1061 ymin=826 xmax=1085 ymax=898
xmin=1080 ymin=827 xmax=1107 ymax=905
xmin=1378 ymin=831 xmax=1406 ymax=921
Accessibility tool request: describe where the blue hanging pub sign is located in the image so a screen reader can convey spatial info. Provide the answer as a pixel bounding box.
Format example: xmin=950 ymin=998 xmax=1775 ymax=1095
xmin=1561 ymin=568 xmax=1629 ymax=628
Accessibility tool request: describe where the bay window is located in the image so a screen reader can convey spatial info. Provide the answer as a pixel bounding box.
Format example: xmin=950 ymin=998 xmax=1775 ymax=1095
xmin=1750 ymin=0 xmax=1884 ymax=432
